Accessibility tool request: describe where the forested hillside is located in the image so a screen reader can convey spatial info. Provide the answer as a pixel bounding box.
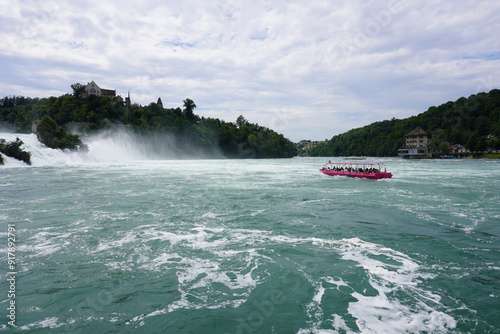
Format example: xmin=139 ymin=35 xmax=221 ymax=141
xmin=0 ymin=86 xmax=297 ymax=158
xmin=305 ymin=89 xmax=500 ymax=157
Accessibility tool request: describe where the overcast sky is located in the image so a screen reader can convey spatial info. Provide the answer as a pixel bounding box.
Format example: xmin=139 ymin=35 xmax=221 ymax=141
xmin=1 ymin=0 xmax=499 ymax=141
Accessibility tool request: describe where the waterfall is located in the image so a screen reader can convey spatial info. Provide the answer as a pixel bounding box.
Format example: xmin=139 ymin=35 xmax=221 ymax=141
xmin=0 ymin=130 xmax=153 ymax=167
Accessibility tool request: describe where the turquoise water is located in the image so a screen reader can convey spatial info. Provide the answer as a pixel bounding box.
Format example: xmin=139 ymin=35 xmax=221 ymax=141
xmin=1 ymin=133 xmax=499 ymax=333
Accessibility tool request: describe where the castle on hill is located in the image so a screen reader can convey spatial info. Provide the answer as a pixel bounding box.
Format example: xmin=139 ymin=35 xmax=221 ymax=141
xmin=79 ymin=81 xmax=116 ymax=98
xmin=78 ymin=81 xmax=132 ymax=121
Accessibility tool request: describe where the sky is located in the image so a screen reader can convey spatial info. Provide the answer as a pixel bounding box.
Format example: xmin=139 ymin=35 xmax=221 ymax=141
xmin=1 ymin=0 xmax=500 ymax=142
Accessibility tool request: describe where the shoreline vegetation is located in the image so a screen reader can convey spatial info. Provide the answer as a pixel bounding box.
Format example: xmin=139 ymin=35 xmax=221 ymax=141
xmin=300 ymin=89 xmax=500 ymax=158
xmin=477 ymin=153 xmax=500 ymax=159
xmin=1 ymin=86 xmax=500 ymax=164
xmin=0 ymin=85 xmax=298 ymax=161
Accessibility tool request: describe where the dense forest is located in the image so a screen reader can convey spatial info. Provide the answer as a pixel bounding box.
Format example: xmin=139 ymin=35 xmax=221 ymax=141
xmin=305 ymin=89 xmax=500 ymax=157
xmin=0 ymin=84 xmax=297 ymax=158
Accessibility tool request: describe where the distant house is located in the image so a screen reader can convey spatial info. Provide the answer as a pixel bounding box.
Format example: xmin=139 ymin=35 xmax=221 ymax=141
xmin=453 ymin=144 xmax=468 ymax=154
xmin=80 ymin=81 xmax=116 ymax=98
xmin=296 ymin=139 xmax=324 ymax=151
xmin=398 ymin=127 xmax=432 ymax=159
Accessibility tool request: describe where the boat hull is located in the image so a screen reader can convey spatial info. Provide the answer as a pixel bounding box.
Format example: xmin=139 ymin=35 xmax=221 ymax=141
xmin=320 ymin=169 xmax=392 ymax=179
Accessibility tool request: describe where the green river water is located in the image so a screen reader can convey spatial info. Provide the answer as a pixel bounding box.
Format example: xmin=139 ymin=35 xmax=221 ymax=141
xmin=0 ymin=133 xmax=499 ymax=333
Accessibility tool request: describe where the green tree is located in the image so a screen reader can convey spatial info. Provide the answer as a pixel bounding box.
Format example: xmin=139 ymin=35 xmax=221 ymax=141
xmin=183 ymin=98 xmax=197 ymax=124
xmin=0 ymin=138 xmax=31 ymax=165
xmin=466 ymin=132 xmax=479 ymax=152
xmin=438 ymin=142 xmax=451 ymax=154
xmin=36 ymin=116 xmax=87 ymax=151
xmin=489 ymin=138 xmax=500 ymax=151
xmin=476 ymin=136 xmax=488 ymax=152
xmin=71 ymin=83 xmax=85 ymax=97
xmin=475 ymin=116 xmax=489 ymax=136
xmin=236 ymin=115 xmax=248 ymax=128
xmin=449 ymin=129 xmax=465 ymax=145
xmin=36 ymin=116 xmax=58 ymax=147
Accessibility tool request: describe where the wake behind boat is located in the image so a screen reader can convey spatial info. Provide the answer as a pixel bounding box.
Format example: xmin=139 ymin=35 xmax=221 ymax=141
xmin=320 ymin=161 xmax=392 ymax=179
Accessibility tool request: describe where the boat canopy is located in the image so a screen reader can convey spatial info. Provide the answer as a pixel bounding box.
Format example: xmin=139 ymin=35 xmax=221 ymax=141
xmin=325 ymin=162 xmax=385 ymax=166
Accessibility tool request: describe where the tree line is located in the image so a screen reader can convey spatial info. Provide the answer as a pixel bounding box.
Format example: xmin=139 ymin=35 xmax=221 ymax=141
xmin=0 ymin=85 xmax=297 ymax=158
xmin=304 ymin=89 xmax=500 ymax=157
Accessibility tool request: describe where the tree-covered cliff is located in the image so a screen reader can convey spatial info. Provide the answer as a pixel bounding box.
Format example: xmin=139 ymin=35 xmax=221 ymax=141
xmin=305 ymin=89 xmax=500 ymax=157
xmin=0 ymin=87 xmax=297 ymax=158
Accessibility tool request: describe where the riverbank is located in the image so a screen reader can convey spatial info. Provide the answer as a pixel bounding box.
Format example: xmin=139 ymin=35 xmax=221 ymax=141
xmin=476 ymin=153 xmax=500 ymax=159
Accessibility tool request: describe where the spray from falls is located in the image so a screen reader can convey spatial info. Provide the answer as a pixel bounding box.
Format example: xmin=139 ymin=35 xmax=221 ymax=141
xmin=84 ymin=130 xmax=157 ymax=162
xmin=0 ymin=128 xmax=223 ymax=167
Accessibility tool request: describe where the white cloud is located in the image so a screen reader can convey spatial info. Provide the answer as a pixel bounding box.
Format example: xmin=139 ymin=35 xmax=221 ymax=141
xmin=1 ymin=0 xmax=500 ymax=141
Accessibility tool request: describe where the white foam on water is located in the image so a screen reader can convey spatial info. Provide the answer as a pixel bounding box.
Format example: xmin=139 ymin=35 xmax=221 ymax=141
xmin=1 ymin=154 xmax=29 ymax=167
xmin=329 ymin=314 xmax=352 ymax=333
xmin=0 ymin=130 xmax=163 ymax=167
xmin=324 ymin=277 xmax=349 ymax=288
xmin=127 ymin=252 xmax=262 ymax=326
xmin=15 ymin=207 xmax=458 ymax=334
xmin=335 ymin=238 xmax=456 ymax=334
xmin=17 ymin=230 xmax=73 ymax=259
xmin=119 ymin=227 xmax=294 ymax=328
xmin=19 ymin=317 xmax=64 ymax=330
xmin=303 ymin=282 xmax=328 ymax=332
xmin=95 ymin=230 xmax=136 ymax=252
xmin=93 ymin=225 xmax=271 ymax=327
xmin=294 ymin=237 xmax=457 ymax=333
xmin=1 ymin=133 xmax=84 ymax=167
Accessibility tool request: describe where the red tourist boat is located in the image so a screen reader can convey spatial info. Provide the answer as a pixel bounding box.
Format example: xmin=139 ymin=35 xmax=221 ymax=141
xmin=320 ymin=161 xmax=392 ymax=179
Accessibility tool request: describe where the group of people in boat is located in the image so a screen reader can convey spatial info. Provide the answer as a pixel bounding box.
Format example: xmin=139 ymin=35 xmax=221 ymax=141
xmin=323 ymin=166 xmax=381 ymax=173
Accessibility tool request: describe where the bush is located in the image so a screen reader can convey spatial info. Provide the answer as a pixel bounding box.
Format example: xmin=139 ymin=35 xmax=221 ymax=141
xmin=0 ymin=137 xmax=32 ymax=165
xmin=36 ymin=116 xmax=88 ymax=151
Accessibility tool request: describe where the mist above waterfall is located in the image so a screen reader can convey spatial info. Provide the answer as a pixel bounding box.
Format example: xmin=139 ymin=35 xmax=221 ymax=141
xmin=85 ymin=128 xmax=223 ymax=161
xmin=0 ymin=128 xmax=223 ymax=167
xmin=85 ymin=130 xmax=157 ymax=162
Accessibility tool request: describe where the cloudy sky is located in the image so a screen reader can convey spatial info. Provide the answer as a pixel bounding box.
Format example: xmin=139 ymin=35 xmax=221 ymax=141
xmin=1 ymin=0 xmax=499 ymax=141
